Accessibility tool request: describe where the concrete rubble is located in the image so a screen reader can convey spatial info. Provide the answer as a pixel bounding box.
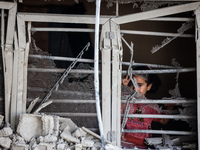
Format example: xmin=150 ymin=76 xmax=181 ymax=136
xmin=0 ymin=113 xmax=122 ymax=150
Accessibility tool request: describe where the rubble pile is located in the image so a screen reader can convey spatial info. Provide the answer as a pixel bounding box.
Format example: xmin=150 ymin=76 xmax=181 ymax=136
xmin=0 ymin=114 xmax=121 ymax=150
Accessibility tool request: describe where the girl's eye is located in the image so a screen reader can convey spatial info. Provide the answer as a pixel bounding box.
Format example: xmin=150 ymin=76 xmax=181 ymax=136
xmin=138 ymin=83 xmax=142 ymax=87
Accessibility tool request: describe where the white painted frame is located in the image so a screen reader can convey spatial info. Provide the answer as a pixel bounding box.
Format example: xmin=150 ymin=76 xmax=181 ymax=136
xmin=111 ymin=1 xmax=200 ymax=148
xmin=16 ymin=12 xmax=109 ymax=127
xmin=0 ymin=2 xmax=17 ymax=123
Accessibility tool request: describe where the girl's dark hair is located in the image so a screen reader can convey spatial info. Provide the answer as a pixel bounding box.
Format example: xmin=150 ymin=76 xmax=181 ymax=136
xmin=132 ymin=66 xmax=161 ymax=94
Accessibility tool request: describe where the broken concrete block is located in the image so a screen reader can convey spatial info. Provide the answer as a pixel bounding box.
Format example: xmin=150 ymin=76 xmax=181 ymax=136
xmin=72 ymin=128 xmax=87 ymax=138
xmin=17 ymin=114 xmax=43 ymax=141
xmin=105 ymin=144 xmax=122 ymax=150
xmin=37 ymin=134 xmax=57 ymax=143
xmin=59 ymin=117 xmax=78 ymax=133
xmin=11 ymin=143 xmax=29 ymax=150
xmin=17 ymin=114 xmax=55 ymax=141
xmin=0 ymin=127 xmax=13 ymax=137
xmin=60 ymin=130 xmax=80 ymax=143
xmin=82 ymin=139 xmax=94 ymax=148
xmin=32 ymin=143 xmax=55 ymax=150
xmin=12 ymin=135 xmax=26 ymax=144
xmin=0 ymin=137 xmax=12 ymax=149
xmin=53 ymin=116 xmax=60 ymax=136
xmin=41 ymin=115 xmax=54 ymax=135
xmin=75 ymin=144 xmax=82 ymax=150
xmin=57 ymin=143 xmax=68 ymax=150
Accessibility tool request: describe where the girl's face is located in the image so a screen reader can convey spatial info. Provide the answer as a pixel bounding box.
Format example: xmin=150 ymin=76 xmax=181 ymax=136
xmin=134 ymin=75 xmax=152 ymax=96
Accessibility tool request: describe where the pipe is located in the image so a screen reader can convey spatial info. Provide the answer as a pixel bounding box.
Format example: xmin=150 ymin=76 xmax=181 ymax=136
xmin=94 ymin=0 xmax=105 ymax=149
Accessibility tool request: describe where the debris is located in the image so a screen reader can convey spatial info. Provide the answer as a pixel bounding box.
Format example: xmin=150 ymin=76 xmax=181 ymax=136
xmin=32 ymin=143 xmax=55 ymax=150
xmin=0 ymin=114 xmax=121 ymax=150
xmin=145 ymin=137 xmax=162 ymax=146
xmin=81 ymin=139 xmax=94 ymax=147
xmin=0 ymin=137 xmax=12 ymax=149
xmin=26 ymin=97 xmax=40 ymax=113
xmin=60 ymin=130 xmax=80 ymax=143
xmin=17 ymin=114 xmax=55 ymax=141
xmin=59 ymin=118 xmax=78 ymax=133
xmin=0 ymin=127 xmax=13 ymax=137
xmin=72 ymin=128 xmax=87 ymax=138
xmin=105 ymin=143 xmax=122 ymax=150
xmin=11 ymin=143 xmax=29 ymax=150
xmin=151 ymin=22 xmax=194 ymax=54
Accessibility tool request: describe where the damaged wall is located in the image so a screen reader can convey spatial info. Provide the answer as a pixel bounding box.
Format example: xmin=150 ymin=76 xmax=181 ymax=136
xmin=0 ymin=0 xmax=198 ymax=148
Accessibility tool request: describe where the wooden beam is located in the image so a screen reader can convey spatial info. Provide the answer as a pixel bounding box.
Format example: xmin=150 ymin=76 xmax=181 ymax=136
xmin=2 ymin=2 xmax=17 ymax=123
xmin=111 ymin=21 xmax=122 ymax=147
xmin=112 ymin=2 xmax=200 ymax=24
xmin=100 ymin=21 xmax=112 ymax=142
xmin=0 ymin=2 xmax=17 ymax=10
xmin=17 ymin=12 xmax=110 ymax=24
xmin=10 ymin=32 xmax=19 ymax=128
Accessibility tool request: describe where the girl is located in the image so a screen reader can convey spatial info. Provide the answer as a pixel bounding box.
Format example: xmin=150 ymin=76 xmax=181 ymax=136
xmin=121 ymin=66 xmax=169 ymax=149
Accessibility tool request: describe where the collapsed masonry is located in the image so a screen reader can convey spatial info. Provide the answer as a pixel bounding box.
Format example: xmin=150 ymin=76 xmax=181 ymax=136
xmin=0 ymin=114 xmax=121 ymax=150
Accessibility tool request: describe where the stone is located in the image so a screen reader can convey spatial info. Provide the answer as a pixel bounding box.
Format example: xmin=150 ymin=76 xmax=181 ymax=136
xmin=75 ymin=143 xmax=82 ymax=150
xmin=59 ymin=117 xmax=78 ymax=133
xmin=13 ymin=135 xmax=26 ymax=144
xmin=32 ymin=143 xmax=55 ymax=150
xmin=37 ymin=134 xmax=57 ymax=143
xmin=72 ymin=128 xmax=87 ymax=138
xmin=0 ymin=127 xmax=13 ymax=137
xmin=0 ymin=137 xmax=12 ymax=149
xmin=60 ymin=130 xmax=80 ymax=143
xmin=82 ymin=139 xmax=94 ymax=148
xmin=11 ymin=143 xmax=29 ymax=150
xmin=57 ymin=143 xmax=68 ymax=150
